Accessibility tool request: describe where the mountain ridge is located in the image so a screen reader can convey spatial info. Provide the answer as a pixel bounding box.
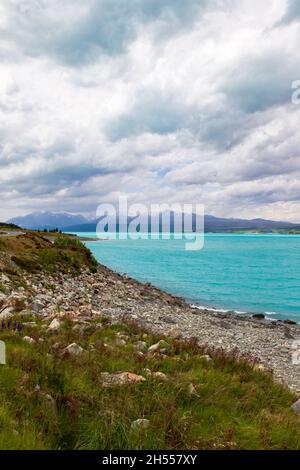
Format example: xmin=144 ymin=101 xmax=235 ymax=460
xmin=7 ymin=211 xmax=300 ymax=232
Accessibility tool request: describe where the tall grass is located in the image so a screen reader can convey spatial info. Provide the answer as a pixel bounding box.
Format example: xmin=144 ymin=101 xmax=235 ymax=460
xmin=0 ymin=317 xmax=299 ymax=450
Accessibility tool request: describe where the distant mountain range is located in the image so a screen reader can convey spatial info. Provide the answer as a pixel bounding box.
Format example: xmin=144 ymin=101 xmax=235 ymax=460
xmin=7 ymin=211 xmax=300 ymax=233
xmin=8 ymin=212 xmax=88 ymax=230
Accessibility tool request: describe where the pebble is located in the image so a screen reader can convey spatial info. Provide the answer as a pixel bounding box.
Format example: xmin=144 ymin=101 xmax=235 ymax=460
xmin=1 ymin=266 xmax=300 ymax=391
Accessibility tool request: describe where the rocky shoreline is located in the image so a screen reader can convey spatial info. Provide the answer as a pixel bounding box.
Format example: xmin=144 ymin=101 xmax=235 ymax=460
xmin=1 ymin=263 xmax=300 ymax=392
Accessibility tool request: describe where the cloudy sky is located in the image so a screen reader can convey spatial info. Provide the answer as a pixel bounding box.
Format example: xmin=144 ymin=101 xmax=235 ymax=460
xmin=0 ymin=0 xmax=300 ymax=221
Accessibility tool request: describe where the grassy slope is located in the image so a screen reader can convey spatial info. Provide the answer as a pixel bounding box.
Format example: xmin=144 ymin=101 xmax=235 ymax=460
xmin=1 ymin=316 xmax=300 ymax=450
xmin=0 ymin=231 xmax=299 ymax=450
xmin=0 ymin=232 xmax=98 ymax=278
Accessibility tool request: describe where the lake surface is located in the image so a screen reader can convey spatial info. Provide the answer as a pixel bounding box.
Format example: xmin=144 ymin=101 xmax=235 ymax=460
xmin=70 ymin=233 xmax=300 ymax=322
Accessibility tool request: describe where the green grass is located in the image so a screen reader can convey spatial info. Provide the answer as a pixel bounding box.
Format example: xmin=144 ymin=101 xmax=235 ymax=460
xmin=0 ymin=232 xmax=97 ymax=276
xmin=0 ymin=317 xmax=299 ymax=450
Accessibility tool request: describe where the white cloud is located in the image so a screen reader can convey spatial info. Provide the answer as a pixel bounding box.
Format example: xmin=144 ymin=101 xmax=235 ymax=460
xmin=0 ymin=0 xmax=299 ymax=221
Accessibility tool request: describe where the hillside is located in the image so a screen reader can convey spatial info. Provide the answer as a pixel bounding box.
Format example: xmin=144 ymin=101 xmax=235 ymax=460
xmin=0 ymin=230 xmax=300 ymax=450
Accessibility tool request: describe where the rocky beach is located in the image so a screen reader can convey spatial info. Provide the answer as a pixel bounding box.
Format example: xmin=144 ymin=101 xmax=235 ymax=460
xmin=1 ymin=260 xmax=300 ymax=392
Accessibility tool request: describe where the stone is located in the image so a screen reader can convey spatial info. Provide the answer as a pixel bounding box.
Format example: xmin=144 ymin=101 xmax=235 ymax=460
xmin=65 ymin=343 xmax=84 ymax=356
xmin=31 ymin=301 xmax=45 ymax=313
xmin=135 ymin=341 xmax=148 ymax=352
xmin=115 ymin=338 xmax=127 ymax=346
xmin=292 ymin=399 xmax=300 ymax=415
xmin=44 ymin=394 xmax=57 ymax=416
xmin=152 ymin=372 xmax=168 ymax=381
xmin=168 ymin=328 xmax=182 ymax=339
xmin=219 ymin=321 xmax=232 ymax=330
xmin=0 ymin=274 xmax=10 ymax=283
xmin=130 ymin=419 xmax=150 ymax=432
xmin=148 ymin=340 xmax=170 ymax=354
xmin=48 ymin=318 xmax=61 ymax=331
xmin=188 ymin=383 xmax=198 ymax=396
xmin=100 ymin=372 xmax=146 ymax=387
xmin=0 ymin=306 xmax=14 ymax=319
xmin=23 ymin=336 xmax=35 ymax=344
xmin=72 ymin=324 xmax=82 ymax=331
xmin=199 ymin=355 xmax=212 ymax=363
xmin=292 ymin=340 xmax=300 ymax=350
xmin=292 ymin=350 xmax=300 ymax=366
xmin=252 ymin=314 xmax=265 ymax=320
xmin=283 ymin=319 xmax=297 ymax=325
xmin=136 ymin=351 xmax=145 ymax=358
xmin=284 ymin=328 xmax=294 ymax=339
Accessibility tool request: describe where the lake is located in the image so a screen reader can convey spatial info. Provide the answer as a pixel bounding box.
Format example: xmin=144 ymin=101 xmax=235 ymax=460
xmin=70 ymin=233 xmax=300 ymax=322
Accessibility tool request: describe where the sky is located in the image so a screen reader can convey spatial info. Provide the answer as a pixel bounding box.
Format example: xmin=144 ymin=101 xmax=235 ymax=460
xmin=0 ymin=0 xmax=300 ymax=222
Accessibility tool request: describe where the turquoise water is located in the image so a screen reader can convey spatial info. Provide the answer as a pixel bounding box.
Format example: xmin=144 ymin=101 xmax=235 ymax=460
xmin=70 ymin=233 xmax=300 ymax=321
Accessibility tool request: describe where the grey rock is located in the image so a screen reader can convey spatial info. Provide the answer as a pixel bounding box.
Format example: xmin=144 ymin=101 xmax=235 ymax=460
xmin=65 ymin=343 xmax=84 ymax=356
xmin=148 ymin=340 xmax=169 ymax=354
xmin=31 ymin=301 xmax=45 ymax=313
xmin=292 ymin=399 xmax=300 ymax=415
xmin=199 ymin=355 xmax=212 ymax=363
xmin=152 ymin=372 xmax=168 ymax=381
xmin=0 ymin=306 xmax=14 ymax=319
xmin=23 ymin=336 xmax=35 ymax=344
xmin=130 ymin=419 xmax=150 ymax=432
xmin=48 ymin=318 xmax=61 ymax=331
xmin=252 ymin=314 xmax=265 ymax=320
xmin=135 ymin=341 xmax=148 ymax=352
